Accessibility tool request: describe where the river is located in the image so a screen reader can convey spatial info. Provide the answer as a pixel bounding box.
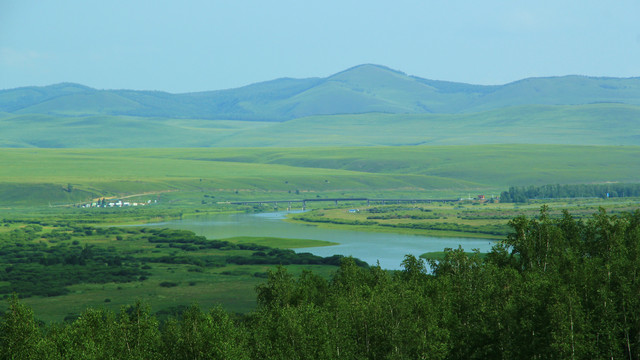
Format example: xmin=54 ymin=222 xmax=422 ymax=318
xmin=146 ymin=211 xmax=497 ymax=270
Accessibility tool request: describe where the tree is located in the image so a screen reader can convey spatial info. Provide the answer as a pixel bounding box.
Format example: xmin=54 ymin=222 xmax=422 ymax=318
xmin=161 ymin=304 xmax=249 ymax=359
xmin=0 ymin=295 xmax=43 ymax=359
xmin=116 ymin=301 xmax=161 ymax=359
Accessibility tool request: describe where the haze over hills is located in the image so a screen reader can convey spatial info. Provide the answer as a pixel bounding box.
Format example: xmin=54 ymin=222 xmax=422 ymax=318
xmin=1 ymin=64 xmax=639 ymax=147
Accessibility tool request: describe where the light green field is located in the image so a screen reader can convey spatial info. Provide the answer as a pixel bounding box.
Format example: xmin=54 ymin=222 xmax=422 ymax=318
xmin=214 ymin=104 xmax=640 ymax=147
xmin=223 ymin=236 xmax=338 ymax=248
xmin=3 ymin=104 xmax=639 ymax=148
xmin=0 ymin=113 xmax=270 ymax=148
xmin=20 ymin=263 xmax=338 ymax=323
xmin=286 ymin=197 xmax=640 ymax=239
xmin=1 ymin=145 xmax=639 ymax=206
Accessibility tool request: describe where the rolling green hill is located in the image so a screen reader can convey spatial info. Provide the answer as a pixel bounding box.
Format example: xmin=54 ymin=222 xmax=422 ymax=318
xmin=0 ymin=113 xmax=270 ymax=148
xmin=2 ymin=64 xmax=639 ymax=149
xmin=139 ymin=145 xmax=640 ymax=186
xmin=2 ymin=64 xmax=639 ymax=148
xmin=3 ymin=65 xmax=640 ymax=121
xmin=213 ymin=103 xmax=640 ymax=147
xmin=2 ymin=103 xmax=637 ymax=148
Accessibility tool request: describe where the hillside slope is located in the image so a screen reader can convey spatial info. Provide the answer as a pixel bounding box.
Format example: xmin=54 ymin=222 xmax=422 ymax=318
xmin=214 ymin=103 xmax=640 ymax=147
xmin=3 ymin=103 xmax=634 ymax=148
xmin=2 ymin=65 xmax=640 ymax=121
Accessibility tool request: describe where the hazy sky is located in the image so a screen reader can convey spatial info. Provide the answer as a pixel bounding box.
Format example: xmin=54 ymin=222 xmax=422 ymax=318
xmin=2 ymin=0 xmax=639 ymax=93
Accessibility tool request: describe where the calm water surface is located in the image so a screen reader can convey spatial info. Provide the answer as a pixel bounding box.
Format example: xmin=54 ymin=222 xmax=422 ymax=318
xmin=146 ymin=211 xmax=496 ymax=270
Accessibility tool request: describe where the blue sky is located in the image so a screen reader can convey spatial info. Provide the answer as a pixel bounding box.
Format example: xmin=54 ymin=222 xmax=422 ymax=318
xmin=1 ymin=0 xmax=639 ymax=93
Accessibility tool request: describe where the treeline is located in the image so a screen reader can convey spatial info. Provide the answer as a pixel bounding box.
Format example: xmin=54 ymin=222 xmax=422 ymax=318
xmin=500 ymin=183 xmax=640 ymax=202
xmin=2 ymin=208 xmax=639 ymax=359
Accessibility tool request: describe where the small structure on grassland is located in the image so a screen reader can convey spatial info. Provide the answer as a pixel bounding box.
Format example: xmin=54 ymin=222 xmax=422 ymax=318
xmin=81 ymin=199 xmax=153 ymax=208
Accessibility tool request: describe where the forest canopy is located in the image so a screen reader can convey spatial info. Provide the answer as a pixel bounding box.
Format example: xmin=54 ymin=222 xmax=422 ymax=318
xmin=500 ymin=183 xmax=640 ymax=202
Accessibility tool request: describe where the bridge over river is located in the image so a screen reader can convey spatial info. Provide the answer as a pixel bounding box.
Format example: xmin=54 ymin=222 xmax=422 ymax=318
xmin=225 ymin=197 xmax=459 ymax=209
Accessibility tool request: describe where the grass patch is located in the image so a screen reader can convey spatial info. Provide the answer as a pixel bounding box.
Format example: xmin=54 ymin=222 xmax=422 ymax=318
xmin=222 ymin=236 xmax=338 ymax=248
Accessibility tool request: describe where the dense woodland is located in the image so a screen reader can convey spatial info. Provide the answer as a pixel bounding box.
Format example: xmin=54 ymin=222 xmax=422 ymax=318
xmin=500 ymin=183 xmax=640 ymax=203
xmin=1 ymin=207 xmax=640 ymax=359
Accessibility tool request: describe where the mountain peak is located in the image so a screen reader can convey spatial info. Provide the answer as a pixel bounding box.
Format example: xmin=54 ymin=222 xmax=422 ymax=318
xmin=47 ymin=82 xmax=94 ymax=90
xmin=329 ymin=64 xmax=407 ymax=79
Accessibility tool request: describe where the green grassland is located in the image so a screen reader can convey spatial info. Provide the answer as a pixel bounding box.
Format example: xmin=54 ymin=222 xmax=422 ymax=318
xmin=287 ymin=197 xmax=640 ymax=239
xmin=213 ymin=104 xmax=640 ymax=147
xmin=1 ymin=145 xmax=639 ymax=206
xmin=0 ymin=221 xmax=342 ymax=323
xmin=2 ymin=103 xmax=639 ymax=148
xmin=0 ymin=113 xmax=270 ymax=148
xmin=223 ymin=236 xmax=338 ymax=248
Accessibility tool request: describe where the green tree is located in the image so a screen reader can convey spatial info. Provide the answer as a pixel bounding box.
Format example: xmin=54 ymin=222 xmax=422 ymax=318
xmin=0 ymin=295 xmax=44 ymax=359
xmin=161 ymin=304 xmax=249 ymax=359
xmin=116 ymin=301 xmax=161 ymax=359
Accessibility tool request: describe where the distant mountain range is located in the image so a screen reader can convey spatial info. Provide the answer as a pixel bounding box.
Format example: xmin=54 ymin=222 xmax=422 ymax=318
xmin=3 ymin=64 xmax=640 ymax=120
xmin=1 ymin=64 xmax=639 ymax=147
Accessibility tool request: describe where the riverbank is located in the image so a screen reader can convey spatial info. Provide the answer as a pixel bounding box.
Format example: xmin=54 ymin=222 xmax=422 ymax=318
xmin=283 ymin=215 xmax=504 ymax=240
xmin=283 ymin=198 xmax=640 ymax=241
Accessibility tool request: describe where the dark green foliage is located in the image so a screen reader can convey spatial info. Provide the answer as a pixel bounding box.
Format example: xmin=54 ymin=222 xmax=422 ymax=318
xmin=159 ymin=282 xmax=179 ymax=288
xmin=0 ymin=230 xmax=148 ymax=297
xmin=0 ymin=224 xmax=356 ymax=300
xmin=2 ymin=209 xmax=640 ymax=359
xmin=0 ymin=295 xmax=43 ymax=359
xmin=500 ymin=183 xmax=640 ymax=202
xmin=160 ymin=304 xmax=250 ymax=359
xmin=45 ymin=301 xmax=161 ymax=359
xmin=142 ymin=228 xmax=367 ymax=268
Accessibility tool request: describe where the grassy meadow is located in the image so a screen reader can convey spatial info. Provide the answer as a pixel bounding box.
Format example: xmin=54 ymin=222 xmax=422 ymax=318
xmin=0 ymin=220 xmax=341 ymax=323
xmin=287 ymin=197 xmax=640 ymax=239
xmin=214 ymin=104 xmax=640 ymax=147
xmin=1 ymin=144 xmax=639 ymax=206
